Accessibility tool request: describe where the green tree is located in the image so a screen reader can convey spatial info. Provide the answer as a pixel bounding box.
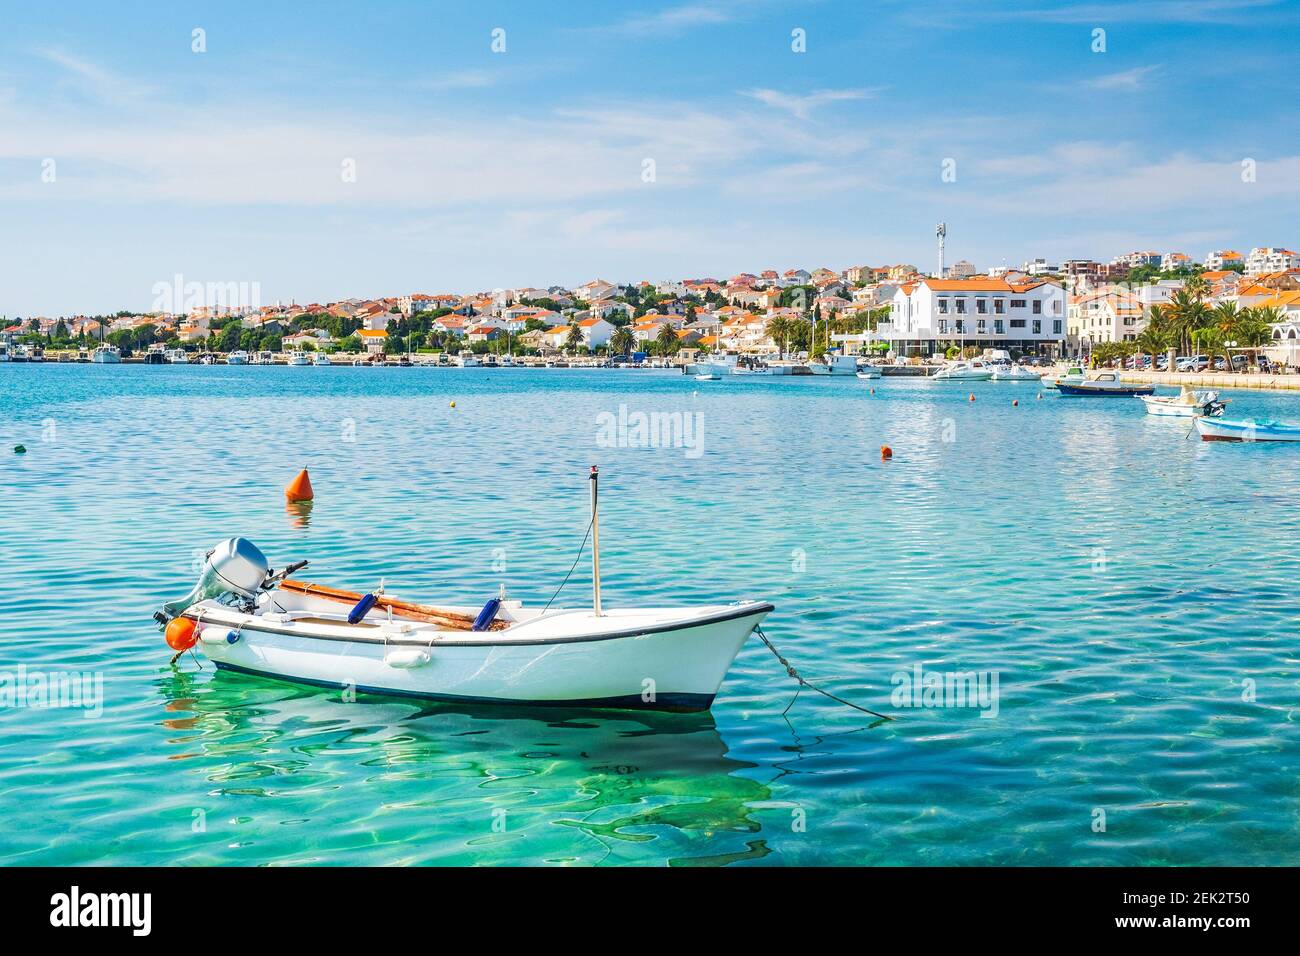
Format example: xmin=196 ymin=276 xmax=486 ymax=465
xmin=609 ymin=326 xmax=634 ymax=357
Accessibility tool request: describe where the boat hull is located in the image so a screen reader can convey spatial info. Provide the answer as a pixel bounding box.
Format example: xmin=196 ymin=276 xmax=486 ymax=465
xmin=1140 ymin=395 xmax=1213 ymax=417
xmin=193 ymin=602 xmax=773 ymax=712
xmin=1195 ymin=417 xmax=1300 ymax=442
xmin=1056 ymin=382 xmax=1155 ymax=396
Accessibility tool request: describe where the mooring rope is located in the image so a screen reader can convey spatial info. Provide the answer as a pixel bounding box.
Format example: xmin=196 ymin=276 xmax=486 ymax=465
xmin=541 ymin=514 xmax=596 ymax=614
xmin=755 ymin=626 xmax=893 ymax=721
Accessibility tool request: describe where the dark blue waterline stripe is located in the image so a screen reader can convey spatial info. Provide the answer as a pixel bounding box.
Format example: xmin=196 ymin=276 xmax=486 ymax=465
xmin=212 ymin=661 xmax=715 ymax=713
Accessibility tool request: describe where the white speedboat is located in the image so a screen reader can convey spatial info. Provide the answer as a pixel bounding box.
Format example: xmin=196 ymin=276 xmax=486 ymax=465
xmin=990 ymin=363 xmax=1039 ymax=381
xmin=157 ymin=476 xmax=773 ymax=712
xmin=0 ymin=342 xmax=9 ymax=363
xmin=90 ymin=344 xmax=122 ymax=363
xmin=455 ymin=351 xmax=481 ymax=367
xmin=1139 ymin=386 xmax=1225 ymax=418
xmin=252 ymin=350 xmax=277 ymax=365
xmin=286 ymin=349 xmax=311 ymax=366
xmin=312 ymin=352 xmax=332 ymax=366
xmin=164 ymin=348 xmax=190 ymax=364
xmin=226 ymin=350 xmax=250 ymax=365
xmin=855 ymin=364 xmax=882 ymax=379
xmin=808 ymin=353 xmax=859 ymax=375
xmin=694 ymin=371 xmax=721 ymax=381
xmin=932 ymin=360 xmax=993 ymax=381
xmin=1041 ymin=365 xmax=1085 ymax=388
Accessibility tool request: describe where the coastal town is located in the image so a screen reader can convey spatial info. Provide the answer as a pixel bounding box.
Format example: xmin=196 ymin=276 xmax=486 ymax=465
xmin=3 ymin=241 xmax=1299 ymax=373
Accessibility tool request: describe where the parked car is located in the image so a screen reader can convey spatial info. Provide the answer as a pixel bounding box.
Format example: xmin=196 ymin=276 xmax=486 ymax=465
xmin=1176 ymin=354 xmax=1209 ymax=372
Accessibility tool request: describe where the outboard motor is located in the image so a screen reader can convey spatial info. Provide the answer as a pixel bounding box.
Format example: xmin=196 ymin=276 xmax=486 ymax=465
xmin=157 ymin=537 xmax=270 ymax=624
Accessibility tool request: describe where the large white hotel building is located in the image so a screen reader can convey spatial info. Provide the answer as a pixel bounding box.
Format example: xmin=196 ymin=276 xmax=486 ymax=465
xmin=881 ymin=278 xmax=1068 ymax=357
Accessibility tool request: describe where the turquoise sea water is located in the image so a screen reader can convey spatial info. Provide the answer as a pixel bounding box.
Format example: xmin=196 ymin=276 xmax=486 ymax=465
xmin=1 ymin=364 xmax=1297 ymax=866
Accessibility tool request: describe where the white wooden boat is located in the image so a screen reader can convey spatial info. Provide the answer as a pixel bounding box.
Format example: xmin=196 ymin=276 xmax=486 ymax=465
xmin=1194 ymin=417 xmax=1300 ymax=442
xmin=164 ymin=348 xmax=190 ymax=364
xmin=158 ymin=473 xmax=772 ymax=711
xmin=312 ymin=352 xmax=332 ymax=366
xmin=932 ymin=360 xmax=993 ymax=381
xmin=855 ymin=364 xmax=882 ymax=379
xmin=90 ymin=345 xmax=122 ymax=363
xmin=1139 ymin=386 xmax=1225 ymax=418
xmin=226 ymin=350 xmax=250 ymax=365
xmin=286 ymin=349 xmax=311 ymax=366
xmin=694 ymin=371 xmax=721 ymax=381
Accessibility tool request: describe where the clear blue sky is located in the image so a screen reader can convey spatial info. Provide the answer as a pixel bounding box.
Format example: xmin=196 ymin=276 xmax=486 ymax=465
xmin=2 ymin=0 xmax=1297 ymax=316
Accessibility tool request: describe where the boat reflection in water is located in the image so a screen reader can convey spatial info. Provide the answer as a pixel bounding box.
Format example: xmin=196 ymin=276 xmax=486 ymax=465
xmin=154 ymin=669 xmax=774 ymax=866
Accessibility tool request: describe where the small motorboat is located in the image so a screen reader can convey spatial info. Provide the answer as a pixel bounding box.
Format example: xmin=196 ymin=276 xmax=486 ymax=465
xmin=226 ymin=350 xmax=250 ymax=365
xmin=1041 ymin=365 xmax=1085 ymax=388
xmin=855 ymin=364 xmax=882 ymax=379
xmin=990 ymin=363 xmax=1039 ymax=382
xmin=90 ymin=344 xmax=122 ymax=364
xmin=312 ymin=352 xmax=332 ymax=366
xmin=1194 ymin=417 xmax=1300 ymax=442
xmin=694 ymin=371 xmax=721 ymax=381
xmin=1139 ymin=386 xmax=1226 ymax=418
xmin=286 ymin=349 xmax=312 ymax=366
xmin=157 ymin=471 xmax=773 ymax=712
xmin=808 ymin=353 xmax=859 ymax=375
xmin=1055 ymin=372 xmax=1155 ymax=396
xmin=932 ymin=360 xmax=993 ymax=381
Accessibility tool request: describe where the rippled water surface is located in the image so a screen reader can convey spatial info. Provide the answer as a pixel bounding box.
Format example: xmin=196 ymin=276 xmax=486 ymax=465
xmin=2 ymin=364 xmax=1298 ymax=866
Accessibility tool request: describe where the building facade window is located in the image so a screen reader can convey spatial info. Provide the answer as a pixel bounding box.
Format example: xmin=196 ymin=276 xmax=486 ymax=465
xmin=1032 ymin=300 xmax=1042 ymax=314
xmin=994 ymin=319 xmax=1005 ymax=334
xmin=1032 ymin=319 xmax=1041 ymax=334
xmin=1052 ymin=320 xmax=1062 ymax=334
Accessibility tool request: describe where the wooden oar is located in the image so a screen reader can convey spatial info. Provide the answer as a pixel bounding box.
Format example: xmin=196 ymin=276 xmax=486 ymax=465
xmin=280 ymin=579 xmax=509 ymax=631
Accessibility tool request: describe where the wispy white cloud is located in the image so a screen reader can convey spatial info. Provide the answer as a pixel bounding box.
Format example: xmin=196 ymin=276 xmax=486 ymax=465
xmin=741 ymin=87 xmax=883 ymax=120
xmin=35 ymin=47 xmax=154 ymax=104
xmin=417 ymin=69 xmax=497 ymax=92
xmin=1082 ymin=65 xmax=1161 ymax=91
xmin=589 ymin=2 xmax=738 ymax=36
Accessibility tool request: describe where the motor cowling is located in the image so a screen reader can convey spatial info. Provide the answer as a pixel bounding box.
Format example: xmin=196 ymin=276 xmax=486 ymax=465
xmin=159 ymin=537 xmax=270 ymax=622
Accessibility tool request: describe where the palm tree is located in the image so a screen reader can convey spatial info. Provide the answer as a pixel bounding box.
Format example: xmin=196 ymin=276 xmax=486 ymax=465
xmin=655 ymin=322 xmax=680 ymax=357
xmin=609 ymin=326 xmax=634 ymax=358
xmin=765 ymin=316 xmax=790 ymax=358
xmin=564 ymin=321 xmax=583 ymax=354
xmin=1134 ymin=321 xmax=1167 ymax=370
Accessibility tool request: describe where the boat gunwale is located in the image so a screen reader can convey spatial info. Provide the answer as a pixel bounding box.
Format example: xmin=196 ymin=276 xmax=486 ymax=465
xmin=187 ymin=600 xmax=775 ymax=648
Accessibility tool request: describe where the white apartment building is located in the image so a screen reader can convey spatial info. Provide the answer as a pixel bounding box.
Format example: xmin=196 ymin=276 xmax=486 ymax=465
xmin=1245 ymin=247 xmax=1300 ymax=276
xmin=1204 ymin=250 xmax=1245 ymax=271
xmin=885 ymin=278 xmax=1067 ymax=356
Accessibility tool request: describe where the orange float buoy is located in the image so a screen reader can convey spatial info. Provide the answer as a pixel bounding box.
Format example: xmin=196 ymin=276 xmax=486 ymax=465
xmin=165 ymin=616 xmax=198 ymax=652
xmin=968 ymin=393 xmax=975 ymax=402
xmin=880 ymin=445 xmax=893 ymax=460
xmin=285 ymin=468 xmax=314 ymax=502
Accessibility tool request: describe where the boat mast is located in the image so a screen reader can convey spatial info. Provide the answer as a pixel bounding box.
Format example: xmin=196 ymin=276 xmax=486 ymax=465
xmin=589 ymin=465 xmax=603 ymax=616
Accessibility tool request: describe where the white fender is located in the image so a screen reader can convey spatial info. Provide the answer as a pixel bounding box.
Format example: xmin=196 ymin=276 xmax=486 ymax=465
xmin=384 ymin=649 xmax=430 ymax=669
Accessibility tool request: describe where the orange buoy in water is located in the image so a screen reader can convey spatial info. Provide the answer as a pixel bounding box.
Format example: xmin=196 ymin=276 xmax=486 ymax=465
xmin=285 ymin=468 xmax=314 ymax=502
xmin=968 ymin=393 xmax=976 ymax=402
xmin=165 ymin=616 xmax=198 ymax=652
xmin=880 ymin=445 xmax=893 ymax=460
